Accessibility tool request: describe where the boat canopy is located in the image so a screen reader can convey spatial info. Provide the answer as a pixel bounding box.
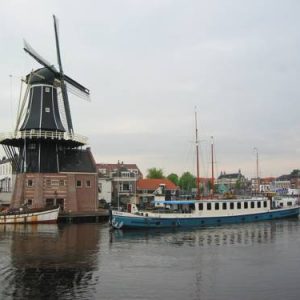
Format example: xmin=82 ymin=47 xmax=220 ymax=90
xmin=152 ymin=200 xmax=197 ymax=205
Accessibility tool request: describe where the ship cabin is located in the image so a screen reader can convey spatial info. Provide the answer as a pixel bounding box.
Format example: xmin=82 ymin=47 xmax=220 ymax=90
xmin=148 ymin=197 xmax=298 ymax=216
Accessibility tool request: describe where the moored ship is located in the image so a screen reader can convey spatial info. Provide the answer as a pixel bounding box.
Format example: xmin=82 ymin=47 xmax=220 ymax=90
xmin=110 ymin=196 xmax=299 ymax=229
xmin=0 ymin=207 xmax=59 ymax=224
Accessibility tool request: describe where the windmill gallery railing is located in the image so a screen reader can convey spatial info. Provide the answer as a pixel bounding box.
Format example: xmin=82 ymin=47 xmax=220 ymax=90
xmin=0 ymin=130 xmax=88 ymax=145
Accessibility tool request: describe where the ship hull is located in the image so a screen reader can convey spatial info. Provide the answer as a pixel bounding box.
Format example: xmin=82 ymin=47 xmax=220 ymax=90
xmin=111 ymin=207 xmax=300 ymax=229
xmin=0 ymin=207 xmax=60 ymax=224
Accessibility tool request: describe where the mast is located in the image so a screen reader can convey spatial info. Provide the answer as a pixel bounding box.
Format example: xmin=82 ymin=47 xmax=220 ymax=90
xmin=254 ymin=147 xmax=259 ymax=194
xmin=195 ymin=109 xmax=200 ymax=199
xmin=211 ymin=136 xmax=214 ymax=197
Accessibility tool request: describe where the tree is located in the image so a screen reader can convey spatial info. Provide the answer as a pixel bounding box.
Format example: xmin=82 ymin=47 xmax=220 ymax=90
xmin=167 ymin=173 xmax=179 ymax=185
xmin=146 ymin=168 xmax=165 ymax=179
xmin=290 ymin=169 xmax=300 ymax=177
xmin=179 ymin=172 xmax=196 ymax=192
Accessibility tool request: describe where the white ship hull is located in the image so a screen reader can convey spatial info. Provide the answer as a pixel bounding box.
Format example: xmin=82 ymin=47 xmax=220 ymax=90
xmin=0 ymin=207 xmax=60 ymax=224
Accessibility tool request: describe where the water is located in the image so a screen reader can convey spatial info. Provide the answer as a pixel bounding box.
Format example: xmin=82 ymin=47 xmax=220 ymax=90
xmin=0 ymin=219 xmax=300 ymax=300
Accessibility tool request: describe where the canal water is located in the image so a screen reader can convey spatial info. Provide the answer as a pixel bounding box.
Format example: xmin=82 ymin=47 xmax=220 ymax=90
xmin=0 ymin=219 xmax=300 ymax=300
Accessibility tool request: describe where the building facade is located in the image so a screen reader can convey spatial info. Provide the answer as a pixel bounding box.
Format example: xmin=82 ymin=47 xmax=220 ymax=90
xmin=136 ymin=178 xmax=179 ymax=206
xmin=96 ymin=162 xmax=143 ymax=207
xmin=0 ymin=157 xmax=15 ymax=207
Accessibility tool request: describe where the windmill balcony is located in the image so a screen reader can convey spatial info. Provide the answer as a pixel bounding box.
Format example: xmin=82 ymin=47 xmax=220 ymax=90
xmin=0 ymin=130 xmax=88 ymax=146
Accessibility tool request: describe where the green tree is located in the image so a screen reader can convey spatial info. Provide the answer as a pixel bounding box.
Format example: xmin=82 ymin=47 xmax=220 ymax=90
xmin=146 ymin=168 xmax=165 ymax=179
xmin=290 ymin=169 xmax=300 ymax=177
xmin=167 ymin=173 xmax=179 ymax=185
xmin=179 ymin=172 xmax=196 ymax=192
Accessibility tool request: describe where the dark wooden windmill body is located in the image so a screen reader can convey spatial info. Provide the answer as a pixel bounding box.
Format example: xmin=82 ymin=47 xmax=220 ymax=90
xmin=0 ymin=16 xmax=97 ymax=212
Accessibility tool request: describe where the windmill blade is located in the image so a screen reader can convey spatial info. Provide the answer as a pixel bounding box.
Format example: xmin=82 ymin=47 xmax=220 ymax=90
xmin=66 ymin=83 xmax=91 ymax=101
xmin=53 ymin=14 xmax=75 ymax=134
xmin=61 ymin=82 xmax=74 ymax=134
xmin=64 ymin=74 xmax=90 ymax=95
xmin=23 ymin=40 xmax=57 ymax=74
xmin=53 ymin=15 xmax=64 ymax=74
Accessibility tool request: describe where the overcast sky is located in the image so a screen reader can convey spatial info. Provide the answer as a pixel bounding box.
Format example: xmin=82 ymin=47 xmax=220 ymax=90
xmin=0 ymin=0 xmax=300 ymax=179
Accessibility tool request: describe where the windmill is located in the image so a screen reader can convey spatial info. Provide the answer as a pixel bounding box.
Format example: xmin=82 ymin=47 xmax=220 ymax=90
xmin=19 ymin=14 xmax=90 ymax=136
xmin=0 ymin=15 xmax=98 ymax=212
xmin=1 ymin=15 xmax=90 ymax=173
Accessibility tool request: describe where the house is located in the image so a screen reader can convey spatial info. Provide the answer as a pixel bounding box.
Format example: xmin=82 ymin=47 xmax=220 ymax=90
xmin=259 ymin=177 xmax=275 ymax=193
xmin=136 ymin=178 xmax=179 ymax=206
xmin=216 ymin=170 xmax=247 ymax=194
xmin=96 ymin=162 xmax=143 ymax=207
xmin=0 ymin=157 xmax=15 ymax=208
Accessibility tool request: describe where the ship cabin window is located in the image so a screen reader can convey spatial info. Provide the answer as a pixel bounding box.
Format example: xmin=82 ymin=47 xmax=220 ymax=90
xmin=244 ymin=202 xmax=248 ymax=209
xmin=251 ymin=201 xmax=255 ymax=209
xmin=263 ymin=201 xmax=267 ymax=208
xmin=76 ymin=180 xmax=82 ymax=188
xmin=287 ymin=201 xmax=293 ymax=206
xmin=215 ymin=202 xmax=220 ymax=210
xmin=207 ymin=203 xmax=212 ymax=210
xmin=86 ymin=180 xmax=91 ymax=188
xmin=257 ymin=201 xmax=261 ymax=208
xmin=222 ymin=202 xmax=227 ymax=210
xmin=199 ymin=203 xmax=204 ymax=210
xmin=230 ymin=202 xmax=234 ymax=210
xmin=237 ymin=202 xmax=242 ymax=209
xmin=27 ymin=179 xmax=33 ymax=187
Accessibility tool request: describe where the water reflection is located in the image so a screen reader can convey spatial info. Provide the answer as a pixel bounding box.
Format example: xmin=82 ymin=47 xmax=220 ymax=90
xmin=0 ymin=224 xmax=102 ymax=300
xmin=110 ymin=219 xmax=300 ymax=247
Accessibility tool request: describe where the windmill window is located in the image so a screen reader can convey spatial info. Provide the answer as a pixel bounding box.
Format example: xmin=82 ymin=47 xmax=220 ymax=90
xmin=51 ymin=180 xmax=59 ymax=186
xmin=45 ymin=107 xmax=50 ymax=113
xmin=76 ymin=180 xmax=82 ymax=188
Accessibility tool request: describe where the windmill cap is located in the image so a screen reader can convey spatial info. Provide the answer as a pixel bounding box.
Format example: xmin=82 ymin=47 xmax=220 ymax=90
xmin=26 ymin=67 xmax=57 ymax=85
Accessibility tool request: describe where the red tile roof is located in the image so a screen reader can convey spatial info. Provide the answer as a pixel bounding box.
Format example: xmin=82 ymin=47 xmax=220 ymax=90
xmin=137 ymin=179 xmax=178 ymax=191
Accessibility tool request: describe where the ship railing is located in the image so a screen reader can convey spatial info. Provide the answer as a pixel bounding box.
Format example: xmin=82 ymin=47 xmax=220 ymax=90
xmin=0 ymin=130 xmax=88 ymax=144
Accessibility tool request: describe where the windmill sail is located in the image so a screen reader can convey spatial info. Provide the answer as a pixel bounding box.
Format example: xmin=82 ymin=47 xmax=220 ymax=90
xmin=22 ymin=15 xmax=90 ymax=136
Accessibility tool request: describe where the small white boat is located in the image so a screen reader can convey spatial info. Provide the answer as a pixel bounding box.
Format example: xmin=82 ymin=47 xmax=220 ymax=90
xmin=0 ymin=207 xmax=60 ymax=224
xmin=110 ymin=197 xmax=299 ymax=229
